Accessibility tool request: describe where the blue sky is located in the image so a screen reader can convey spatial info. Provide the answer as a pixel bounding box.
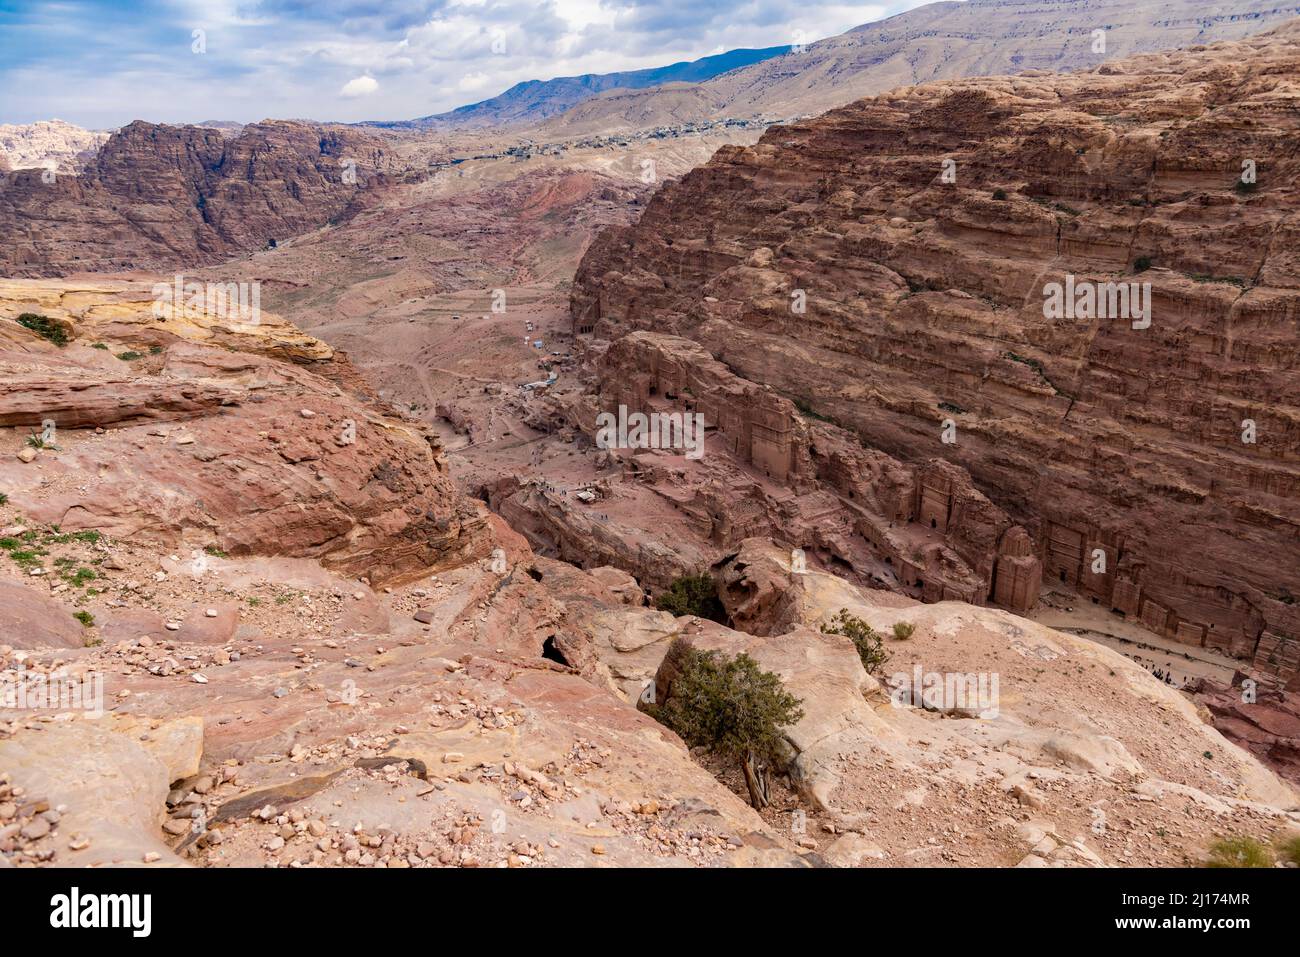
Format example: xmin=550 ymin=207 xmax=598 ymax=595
xmin=0 ymin=0 xmax=939 ymax=127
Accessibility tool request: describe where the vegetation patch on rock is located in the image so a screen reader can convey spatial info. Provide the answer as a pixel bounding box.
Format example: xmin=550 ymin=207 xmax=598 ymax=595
xmin=648 ymin=638 xmax=803 ymax=809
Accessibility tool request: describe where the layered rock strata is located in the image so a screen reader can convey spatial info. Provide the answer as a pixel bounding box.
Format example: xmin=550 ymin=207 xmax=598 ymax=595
xmin=525 ymin=330 xmax=1042 ymax=609
xmin=0 ymin=120 xmax=395 ymax=276
xmin=570 ymin=27 xmax=1300 ymax=684
xmin=0 ymin=279 xmax=489 ymax=584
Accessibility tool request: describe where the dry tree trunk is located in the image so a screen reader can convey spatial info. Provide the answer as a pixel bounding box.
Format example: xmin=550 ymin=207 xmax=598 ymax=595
xmin=742 ymin=750 xmax=771 ymax=809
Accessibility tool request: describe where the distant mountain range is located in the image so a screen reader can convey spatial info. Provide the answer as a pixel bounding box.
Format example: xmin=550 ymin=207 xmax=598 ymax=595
xmin=531 ymin=0 xmax=1300 ymax=136
xmin=368 ymin=45 xmax=790 ymax=130
xmin=16 ymin=1 xmax=1300 ymax=151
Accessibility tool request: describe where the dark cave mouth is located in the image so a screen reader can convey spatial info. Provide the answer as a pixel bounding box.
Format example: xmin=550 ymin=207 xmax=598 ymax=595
xmin=542 ymin=635 xmax=569 ymax=666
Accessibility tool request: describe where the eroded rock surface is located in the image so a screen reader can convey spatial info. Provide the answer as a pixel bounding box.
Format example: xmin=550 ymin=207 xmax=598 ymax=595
xmin=571 ymin=28 xmax=1300 ymax=686
xmin=0 ymin=120 xmax=394 ymax=277
xmin=0 ymin=279 xmax=489 ymax=584
xmin=0 ymin=530 xmax=799 ymax=868
xmin=646 ymin=541 xmax=1299 ymax=865
xmin=1 ymin=499 xmax=1295 ymax=868
xmin=1191 ymin=678 xmax=1300 ymax=788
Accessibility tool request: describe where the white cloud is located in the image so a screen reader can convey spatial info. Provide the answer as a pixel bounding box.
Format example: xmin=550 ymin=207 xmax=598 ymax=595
xmin=1 ymin=0 xmax=944 ymax=125
xmin=340 ymin=75 xmax=380 ymax=98
xmin=457 ymin=72 xmax=493 ymax=93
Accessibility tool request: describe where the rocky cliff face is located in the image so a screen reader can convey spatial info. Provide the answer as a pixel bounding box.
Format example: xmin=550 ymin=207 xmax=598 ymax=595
xmin=0 ymin=119 xmax=108 ymax=173
xmin=0 ymin=121 xmax=396 ymax=277
xmin=571 ymin=27 xmax=1300 ymax=685
xmin=518 ymin=329 xmax=1043 ymax=609
xmin=0 ymin=279 xmax=489 ymax=583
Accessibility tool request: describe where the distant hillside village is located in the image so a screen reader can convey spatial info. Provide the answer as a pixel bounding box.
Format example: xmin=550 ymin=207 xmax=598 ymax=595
xmin=441 ymin=116 xmax=778 ymax=168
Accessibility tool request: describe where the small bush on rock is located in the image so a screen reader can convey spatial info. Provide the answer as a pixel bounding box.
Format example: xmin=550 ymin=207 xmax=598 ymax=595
xmin=821 ymin=609 xmax=887 ymax=675
xmin=654 ymin=573 xmax=726 ymax=623
xmin=1279 ymin=834 xmax=1300 ymax=866
xmin=1205 ymin=836 xmax=1274 ymax=868
xmin=648 ymin=638 xmax=803 ymax=809
xmin=17 ymin=313 xmax=68 ymax=347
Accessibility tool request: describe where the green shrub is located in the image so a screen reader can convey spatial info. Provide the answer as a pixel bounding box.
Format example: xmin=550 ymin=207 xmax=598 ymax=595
xmin=44 ymin=530 xmax=100 ymax=545
xmin=822 ymin=609 xmax=887 ymax=674
xmin=648 ymin=639 xmax=803 ymax=808
xmin=73 ymin=611 xmax=95 ymax=628
xmin=17 ymin=313 xmax=68 ymax=347
xmin=1277 ymin=834 xmax=1300 ymax=866
xmin=91 ymin=342 xmax=108 ymax=350
xmin=1134 ymin=256 xmax=1153 ymax=273
xmin=654 ymin=574 xmax=727 ymax=623
xmin=65 ymin=567 xmax=96 ymax=587
xmin=992 ymin=188 xmax=1008 ymax=201
xmin=116 ymin=351 xmax=143 ymax=361
xmin=794 ymin=398 xmax=834 ymax=424
xmin=1234 ymin=179 xmax=1258 ymax=195
xmin=0 ymin=492 xmax=7 ymax=506
xmin=1204 ymin=836 xmax=1274 ymax=868
xmin=892 ymin=621 xmax=916 ymax=641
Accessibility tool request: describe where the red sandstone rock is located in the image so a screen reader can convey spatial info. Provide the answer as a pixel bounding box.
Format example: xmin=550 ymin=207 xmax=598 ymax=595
xmin=570 ymin=28 xmax=1300 ymax=683
xmin=1192 ymin=678 xmax=1300 ymax=787
xmin=98 ymin=608 xmax=172 ymax=645
xmin=0 ymin=282 xmax=491 ymax=585
xmin=536 ymin=328 xmax=1042 ymax=610
xmin=0 ymin=580 xmax=88 ymax=649
xmin=0 ymin=120 xmax=395 ymax=277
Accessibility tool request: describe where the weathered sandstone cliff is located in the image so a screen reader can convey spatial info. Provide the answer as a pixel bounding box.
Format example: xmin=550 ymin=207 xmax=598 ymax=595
xmin=571 ymin=26 xmax=1300 ymax=686
xmin=518 ymin=330 xmax=1043 ymax=609
xmin=0 ymin=120 xmax=395 ymax=277
xmin=0 ymin=279 xmax=489 ymax=583
xmin=0 ymin=119 xmax=108 ymax=174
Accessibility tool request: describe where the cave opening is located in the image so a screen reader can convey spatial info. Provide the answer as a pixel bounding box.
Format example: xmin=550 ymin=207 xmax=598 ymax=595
xmin=542 ymin=636 xmax=569 ymax=666
xmin=527 ymin=567 xmax=543 ymax=582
